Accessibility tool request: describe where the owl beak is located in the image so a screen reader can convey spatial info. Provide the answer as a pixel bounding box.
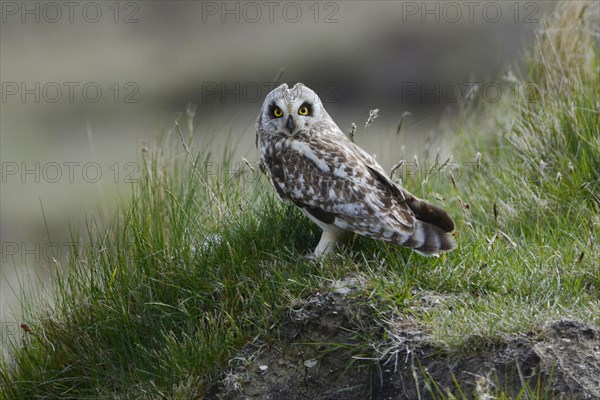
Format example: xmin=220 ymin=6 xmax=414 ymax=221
xmin=286 ymin=115 xmax=296 ymax=134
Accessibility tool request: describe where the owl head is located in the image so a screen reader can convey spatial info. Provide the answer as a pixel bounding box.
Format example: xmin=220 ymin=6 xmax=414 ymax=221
xmin=257 ymin=83 xmax=328 ymax=137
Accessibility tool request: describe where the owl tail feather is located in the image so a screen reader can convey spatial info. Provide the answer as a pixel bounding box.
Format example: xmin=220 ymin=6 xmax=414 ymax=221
xmin=401 ymin=189 xmax=455 ymax=233
xmin=366 ymin=166 xmax=455 ymax=236
xmin=402 ymin=190 xmax=456 ymax=255
xmin=403 ymin=220 xmax=456 ymax=256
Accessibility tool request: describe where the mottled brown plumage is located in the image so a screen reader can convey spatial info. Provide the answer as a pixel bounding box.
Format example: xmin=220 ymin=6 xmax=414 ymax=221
xmin=256 ymin=83 xmax=455 ymax=257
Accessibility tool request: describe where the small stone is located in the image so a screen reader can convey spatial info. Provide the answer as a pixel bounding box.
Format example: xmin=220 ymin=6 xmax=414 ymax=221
xmin=259 ymin=365 xmax=269 ymax=373
xmin=304 ymin=359 xmax=318 ymax=368
xmin=334 ymin=287 xmax=351 ymax=295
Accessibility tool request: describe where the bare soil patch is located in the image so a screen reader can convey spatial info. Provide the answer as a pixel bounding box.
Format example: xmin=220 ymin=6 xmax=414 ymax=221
xmin=208 ymin=286 xmax=600 ymax=399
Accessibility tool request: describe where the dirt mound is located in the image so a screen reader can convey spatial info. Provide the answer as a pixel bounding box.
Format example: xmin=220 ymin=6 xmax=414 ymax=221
xmin=208 ymin=285 xmax=600 ymax=399
xmin=534 ymin=320 xmax=600 ymax=398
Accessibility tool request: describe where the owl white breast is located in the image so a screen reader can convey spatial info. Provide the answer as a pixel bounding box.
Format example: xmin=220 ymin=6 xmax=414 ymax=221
xmin=256 ymin=83 xmax=455 ymax=257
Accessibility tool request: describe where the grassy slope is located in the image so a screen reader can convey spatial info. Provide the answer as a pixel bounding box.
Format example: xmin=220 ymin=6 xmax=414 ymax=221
xmin=1 ymin=2 xmax=598 ymax=398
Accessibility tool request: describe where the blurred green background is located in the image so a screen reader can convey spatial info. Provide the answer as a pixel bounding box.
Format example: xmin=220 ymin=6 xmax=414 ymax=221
xmin=1 ymin=1 xmax=553 ymax=328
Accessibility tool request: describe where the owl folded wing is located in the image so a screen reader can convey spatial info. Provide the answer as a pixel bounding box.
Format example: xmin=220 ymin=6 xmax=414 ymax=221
xmin=263 ymin=135 xmax=418 ymax=240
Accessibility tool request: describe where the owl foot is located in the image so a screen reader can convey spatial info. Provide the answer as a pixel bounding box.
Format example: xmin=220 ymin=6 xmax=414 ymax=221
xmin=309 ymin=230 xmax=346 ymax=260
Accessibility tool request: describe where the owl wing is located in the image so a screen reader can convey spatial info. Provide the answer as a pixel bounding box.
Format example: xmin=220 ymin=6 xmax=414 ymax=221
xmin=261 ymin=131 xmax=455 ymax=254
xmin=260 ymin=133 xmax=406 ymax=244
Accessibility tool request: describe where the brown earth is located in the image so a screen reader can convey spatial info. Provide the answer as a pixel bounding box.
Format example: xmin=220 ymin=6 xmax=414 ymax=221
xmin=207 ymin=284 xmax=600 ymax=400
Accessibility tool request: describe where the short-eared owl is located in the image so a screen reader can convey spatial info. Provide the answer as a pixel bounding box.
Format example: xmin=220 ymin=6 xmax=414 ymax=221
xmin=256 ymin=83 xmax=455 ymax=258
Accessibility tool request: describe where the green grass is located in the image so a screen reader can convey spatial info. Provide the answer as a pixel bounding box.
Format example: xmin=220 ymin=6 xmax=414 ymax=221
xmin=2 ymin=2 xmax=598 ymax=399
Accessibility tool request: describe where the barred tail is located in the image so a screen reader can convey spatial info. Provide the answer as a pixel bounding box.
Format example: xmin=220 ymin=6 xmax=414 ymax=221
xmin=402 ymin=220 xmax=456 ymax=256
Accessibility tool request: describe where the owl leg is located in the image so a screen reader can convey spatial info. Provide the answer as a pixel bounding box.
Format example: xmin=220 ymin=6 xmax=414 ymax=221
xmin=311 ymin=229 xmax=348 ymax=259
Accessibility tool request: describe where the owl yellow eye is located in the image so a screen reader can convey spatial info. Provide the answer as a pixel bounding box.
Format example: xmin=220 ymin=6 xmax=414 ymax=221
xmin=298 ymin=102 xmax=312 ymax=116
xmin=272 ymin=107 xmax=283 ymax=118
